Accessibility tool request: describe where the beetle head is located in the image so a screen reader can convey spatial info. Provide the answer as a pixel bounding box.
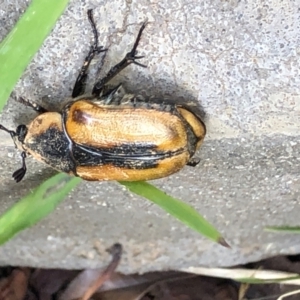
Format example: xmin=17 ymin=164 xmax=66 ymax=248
xmin=16 ymin=125 xmax=28 ymax=143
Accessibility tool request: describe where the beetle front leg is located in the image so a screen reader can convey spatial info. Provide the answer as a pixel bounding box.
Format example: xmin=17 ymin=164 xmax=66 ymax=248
xmin=92 ymin=22 xmax=148 ymax=97
xmin=0 ymin=124 xmax=17 ymax=139
xmin=72 ymin=9 xmax=107 ymax=98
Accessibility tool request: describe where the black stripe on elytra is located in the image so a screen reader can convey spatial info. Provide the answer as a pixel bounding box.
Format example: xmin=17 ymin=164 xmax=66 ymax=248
xmin=73 ymin=143 xmax=184 ymax=169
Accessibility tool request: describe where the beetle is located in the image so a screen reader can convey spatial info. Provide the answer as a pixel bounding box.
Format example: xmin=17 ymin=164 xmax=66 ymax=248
xmin=0 ymin=9 xmax=206 ymax=182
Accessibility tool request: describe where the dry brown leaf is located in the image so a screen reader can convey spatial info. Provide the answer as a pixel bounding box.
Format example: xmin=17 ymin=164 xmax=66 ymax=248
xmin=57 ymin=243 xmax=122 ymax=300
xmin=0 ymin=268 xmax=30 ymax=300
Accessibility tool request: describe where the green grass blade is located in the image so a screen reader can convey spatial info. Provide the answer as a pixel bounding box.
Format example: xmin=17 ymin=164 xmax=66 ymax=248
xmin=119 ymin=181 xmax=228 ymax=246
xmin=0 ymin=0 xmax=69 ymax=111
xmin=184 ymin=266 xmax=300 ymax=285
xmin=0 ymin=174 xmax=81 ymax=245
xmin=237 ymin=275 xmax=300 ymax=284
xmin=265 ymin=226 xmax=300 ymax=233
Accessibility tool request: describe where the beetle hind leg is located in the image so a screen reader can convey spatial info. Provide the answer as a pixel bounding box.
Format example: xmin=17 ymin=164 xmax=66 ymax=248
xmin=12 ymin=152 xmax=27 ymax=183
xmin=72 ymin=9 xmax=107 ymax=98
xmin=92 ymin=21 xmax=148 ymax=97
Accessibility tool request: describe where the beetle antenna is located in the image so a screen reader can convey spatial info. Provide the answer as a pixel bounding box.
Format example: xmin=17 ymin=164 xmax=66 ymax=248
xmin=12 ymin=152 xmax=27 ymax=183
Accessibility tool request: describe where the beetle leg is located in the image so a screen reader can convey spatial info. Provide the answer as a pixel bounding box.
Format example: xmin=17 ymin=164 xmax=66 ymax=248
xmin=92 ymin=21 xmax=148 ymax=97
xmin=0 ymin=124 xmax=16 ymax=139
xmin=0 ymin=125 xmax=28 ymax=182
xmin=12 ymin=152 xmax=27 ymax=183
xmin=72 ymin=9 xmax=107 ymax=98
xmin=17 ymin=97 xmax=48 ymax=113
xmin=187 ymin=157 xmax=200 ymax=167
xmin=0 ymin=124 xmax=21 ymax=152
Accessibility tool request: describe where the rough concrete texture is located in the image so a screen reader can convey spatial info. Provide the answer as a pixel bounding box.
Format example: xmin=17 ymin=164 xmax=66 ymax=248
xmin=0 ymin=0 xmax=299 ymax=273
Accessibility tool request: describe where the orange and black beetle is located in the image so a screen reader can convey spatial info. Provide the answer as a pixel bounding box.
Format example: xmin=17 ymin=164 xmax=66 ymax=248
xmin=0 ymin=10 xmax=206 ymax=182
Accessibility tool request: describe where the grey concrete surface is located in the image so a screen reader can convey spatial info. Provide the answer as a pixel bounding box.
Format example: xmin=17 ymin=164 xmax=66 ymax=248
xmin=0 ymin=0 xmax=299 ymax=272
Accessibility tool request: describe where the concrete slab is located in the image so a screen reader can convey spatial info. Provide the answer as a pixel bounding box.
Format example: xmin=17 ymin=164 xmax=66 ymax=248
xmin=0 ymin=0 xmax=299 ymax=273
